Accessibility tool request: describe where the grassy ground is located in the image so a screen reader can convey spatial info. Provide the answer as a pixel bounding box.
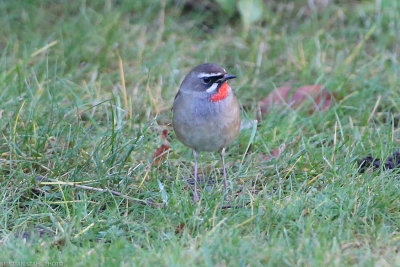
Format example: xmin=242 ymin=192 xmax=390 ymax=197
xmin=0 ymin=0 xmax=399 ymax=266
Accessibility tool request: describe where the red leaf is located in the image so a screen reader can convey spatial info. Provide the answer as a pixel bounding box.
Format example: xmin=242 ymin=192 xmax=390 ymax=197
xmin=153 ymin=129 xmax=171 ymax=165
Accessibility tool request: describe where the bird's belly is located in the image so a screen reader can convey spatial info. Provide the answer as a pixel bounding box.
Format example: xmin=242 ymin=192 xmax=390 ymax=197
xmin=173 ymin=96 xmax=241 ymax=152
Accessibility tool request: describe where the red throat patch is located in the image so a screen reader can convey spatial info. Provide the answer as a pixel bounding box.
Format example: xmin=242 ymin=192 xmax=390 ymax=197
xmin=210 ymin=81 xmax=229 ymax=102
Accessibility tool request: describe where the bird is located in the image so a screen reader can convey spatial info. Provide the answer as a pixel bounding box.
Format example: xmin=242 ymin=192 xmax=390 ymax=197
xmin=172 ymin=63 xmax=241 ymax=201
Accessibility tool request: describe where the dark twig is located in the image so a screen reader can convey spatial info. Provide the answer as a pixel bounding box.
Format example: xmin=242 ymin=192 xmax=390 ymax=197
xmin=221 ymin=203 xmax=250 ymax=209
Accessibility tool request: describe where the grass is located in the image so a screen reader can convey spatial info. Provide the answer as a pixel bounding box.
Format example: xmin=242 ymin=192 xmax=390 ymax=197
xmin=0 ymin=0 xmax=399 ymax=265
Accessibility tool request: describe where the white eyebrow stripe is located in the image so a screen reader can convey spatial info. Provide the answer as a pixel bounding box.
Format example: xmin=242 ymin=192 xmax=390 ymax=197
xmin=206 ymin=83 xmax=219 ymax=93
xmin=197 ymin=72 xmax=223 ymax=78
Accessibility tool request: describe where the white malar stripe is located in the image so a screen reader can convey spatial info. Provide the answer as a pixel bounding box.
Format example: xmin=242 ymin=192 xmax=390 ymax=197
xmin=197 ymin=72 xmax=222 ymax=78
xmin=206 ymin=83 xmax=219 ymax=93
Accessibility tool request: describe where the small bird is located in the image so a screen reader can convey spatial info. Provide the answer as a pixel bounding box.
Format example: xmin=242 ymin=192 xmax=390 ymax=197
xmin=172 ymin=63 xmax=241 ymax=201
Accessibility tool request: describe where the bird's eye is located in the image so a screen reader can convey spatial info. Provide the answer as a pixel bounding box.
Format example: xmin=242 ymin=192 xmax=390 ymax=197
xmin=201 ymin=77 xmax=211 ymax=84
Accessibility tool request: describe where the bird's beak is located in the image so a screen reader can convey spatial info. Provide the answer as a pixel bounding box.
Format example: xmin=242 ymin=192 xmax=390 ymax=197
xmin=221 ymin=73 xmax=237 ymax=82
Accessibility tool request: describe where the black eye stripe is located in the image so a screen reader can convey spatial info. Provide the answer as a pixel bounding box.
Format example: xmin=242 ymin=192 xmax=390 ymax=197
xmin=203 ymin=77 xmax=211 ymax=83
xmin=201 ymin=75 xmax=224 ymax=84
xmin=211 ymin=75 xmax=224 ymax=81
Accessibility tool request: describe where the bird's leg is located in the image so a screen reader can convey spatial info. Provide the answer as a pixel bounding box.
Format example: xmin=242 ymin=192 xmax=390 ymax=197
xmin=192 ymin=149 xmax=199 ymax=202
xmin=220 ymin=147 xmax=228 ymax=190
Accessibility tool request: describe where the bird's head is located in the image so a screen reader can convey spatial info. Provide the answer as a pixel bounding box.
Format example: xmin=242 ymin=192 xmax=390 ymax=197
xmin=180 ymin=63 xmax=236 ymax=101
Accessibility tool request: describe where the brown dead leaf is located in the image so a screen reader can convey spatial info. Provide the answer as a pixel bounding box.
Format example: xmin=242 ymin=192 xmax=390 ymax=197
xmin=261 ymin=131 xmax=304 ymax=161
xmin=259 ymin=84 xmax=333 ymax=115
xmin=313 ymin=90 xmax=332 ymax=113
xmin=175 ymin=222 xmax=185 ymax=234
xmin=291 ymin=84 xmax=332 ymax=113
xmin=291 ymin=84 xmax=323 ymax=107
xmin=262 ymin=143 xmax=286 ymax=161
xmin=161 ymin=129 xmax=168 ymax=139
xmin=259 ymin=85 xmax=291 ymax=114
xmin=153 ymin=129 xmax=170 ymax=165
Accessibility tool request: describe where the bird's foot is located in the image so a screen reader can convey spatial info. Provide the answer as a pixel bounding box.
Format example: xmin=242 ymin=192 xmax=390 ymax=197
xmin=224 ymin=190 xmax=232 ymax=203
xmin=192 ymin=190 xmax=199 ymax=202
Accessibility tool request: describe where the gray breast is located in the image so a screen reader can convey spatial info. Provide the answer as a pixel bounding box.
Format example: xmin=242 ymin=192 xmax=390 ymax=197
xmin=172 ymin=91 xmax=241 ymax=152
